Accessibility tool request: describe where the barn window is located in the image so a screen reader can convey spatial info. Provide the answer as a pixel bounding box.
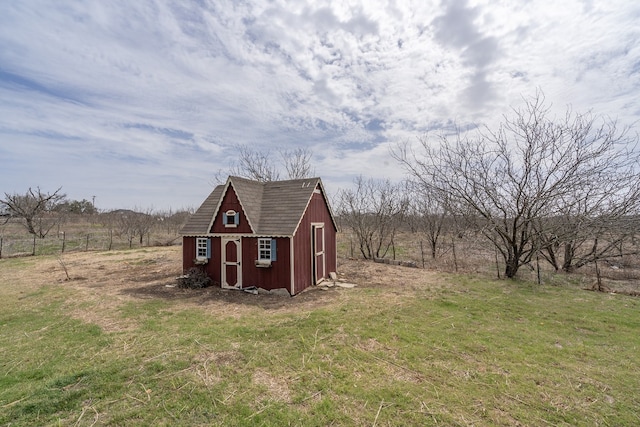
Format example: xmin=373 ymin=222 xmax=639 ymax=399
xmin=258 ymin=238 xmax=277 ymax=261
xmin=196 ymin=238 xmax=210 ymax=261
xmin=222 ymin=210 xmax=239 ymax=228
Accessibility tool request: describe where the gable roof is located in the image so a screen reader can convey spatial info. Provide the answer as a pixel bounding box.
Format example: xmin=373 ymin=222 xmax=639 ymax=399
xmin=180 ymin=176 xmax=336 ymax=236
xmin=228 ymin=176 xmax=264 ymax=233
xmin=179 ymin=185 xmax=225 ymax=236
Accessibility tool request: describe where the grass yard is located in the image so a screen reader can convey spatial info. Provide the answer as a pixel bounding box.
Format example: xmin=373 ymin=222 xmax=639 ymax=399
xmin=1 ymin=247 xmax=639 ymax=426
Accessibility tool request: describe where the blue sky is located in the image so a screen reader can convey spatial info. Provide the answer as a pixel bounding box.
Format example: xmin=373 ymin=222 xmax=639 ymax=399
xmin=1 ymin=0 xmax=639 ymax=210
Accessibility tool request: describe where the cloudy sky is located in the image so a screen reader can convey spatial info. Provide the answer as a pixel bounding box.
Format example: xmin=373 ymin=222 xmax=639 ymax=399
xmin=1 ymin=0 xmax=639 ymax=210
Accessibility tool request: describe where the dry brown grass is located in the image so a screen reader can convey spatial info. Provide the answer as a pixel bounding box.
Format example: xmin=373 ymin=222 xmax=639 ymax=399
xmin=252 ymin=369 xmax=293 ymax=403
xmin=16 ymin=247 xmax=407 ymax=333
xmin=339 ymin=230 xmax=640 ymax=295
xmin=6 ymin=232 xmax=640 ymax=339
xmin=16 ymin=240 xmax=632 ymax=337
xmin=0 ymin=241 xmax=459 ymax=392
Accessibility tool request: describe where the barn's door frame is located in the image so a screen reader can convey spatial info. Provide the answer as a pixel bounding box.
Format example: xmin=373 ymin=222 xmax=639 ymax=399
xmin=311 ymin=223 xmax=325 ymax=285
xmin=221 ymin=236 xmax=242 ymax=289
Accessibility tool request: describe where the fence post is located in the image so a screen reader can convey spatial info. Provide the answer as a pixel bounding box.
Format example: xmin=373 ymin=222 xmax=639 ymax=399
xmin=61 ymin=231 xmax=66 ymax=253
xmin=392 ymin=238 xmax=396 ymax=260
xmin=32 ymin=235 xmax=36 ymax=256
xmin=420 ymin=240 xmax=425 ymax=268
xmin=451 ymin=234 xmax=458 ymax=272
xmin=595 ymin=258 xmax=603 ymax=291
xmin=86 ymin=234 xmax=90 ymax=251
xmin=0 ymin=236 xmax=3 ymax=259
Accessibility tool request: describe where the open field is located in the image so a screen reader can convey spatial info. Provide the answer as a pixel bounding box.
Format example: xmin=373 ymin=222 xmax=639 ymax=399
xmin=4 ymin=214 xmax=640 ymax=296
xmin=338 ymin=230 xmax=640 ymax=296
xmin=1 ymin=246 xmax=640 ymax=425
xmin=0 ymin=216 xmax=183 ymax=257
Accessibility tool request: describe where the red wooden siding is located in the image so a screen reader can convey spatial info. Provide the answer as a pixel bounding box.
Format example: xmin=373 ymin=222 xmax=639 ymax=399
xmin=241 ymin=237 xmax=291 ymax=291
xmin=211 ymin=184 xmax=253 ymax=234
xmin=292 ymin=188 xmax=337 ymax=294
xmin=184 ymin=236 xmax=291 ymax=292
xmin=182 ymin=236 xmax=222 ymax=285
xmin=182 ymin=236 xmax=196 ymax=272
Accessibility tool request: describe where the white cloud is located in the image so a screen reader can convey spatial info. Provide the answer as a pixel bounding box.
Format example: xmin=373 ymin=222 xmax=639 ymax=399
xmin=1 ymin=0 xmax=639 ymax=209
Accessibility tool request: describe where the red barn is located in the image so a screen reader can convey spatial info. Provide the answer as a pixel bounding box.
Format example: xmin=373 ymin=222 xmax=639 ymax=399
xmin=180 ymin=176 xmax=338 ymax=296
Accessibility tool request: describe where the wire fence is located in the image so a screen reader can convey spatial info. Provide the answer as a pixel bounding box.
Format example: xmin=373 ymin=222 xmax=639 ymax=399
xmin=5 ymin=227 xmax=640 ymax=293
xmin=0 ymin=230 xmax=179 ymax=258
xmin=338 ymin=231 xmax=494 ymax=273
xmin=337 ymin=231 xmax=640 ymax=294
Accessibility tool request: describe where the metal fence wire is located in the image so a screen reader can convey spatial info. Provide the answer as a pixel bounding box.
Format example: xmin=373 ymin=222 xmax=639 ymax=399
xmin=0 ymin=231 xmax=148 ymax=258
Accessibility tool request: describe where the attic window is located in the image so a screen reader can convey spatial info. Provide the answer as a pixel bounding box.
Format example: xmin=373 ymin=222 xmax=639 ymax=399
xmin=223 ymin=210 xmax=239 ymax=228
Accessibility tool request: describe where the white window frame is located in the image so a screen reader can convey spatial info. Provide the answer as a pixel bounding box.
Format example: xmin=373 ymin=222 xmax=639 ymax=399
xmin=196 ymin=237 xmax=209 ymax=261
xmin=258 ymin=238 xmax=272 ymax=261
xmin=223 ymin=210 xmax=238 ymax=228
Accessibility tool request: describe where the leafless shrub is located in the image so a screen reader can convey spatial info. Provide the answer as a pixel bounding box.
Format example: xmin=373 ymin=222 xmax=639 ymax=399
xmin=177 ymin=267 xmax=212 ymax=289
xmin=337 ymin=176 xmax=408 ymax=260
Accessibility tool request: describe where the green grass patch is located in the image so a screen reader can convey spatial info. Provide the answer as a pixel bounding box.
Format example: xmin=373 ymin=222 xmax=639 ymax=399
xmin=1 ymin=259 xmax=639 ymax=425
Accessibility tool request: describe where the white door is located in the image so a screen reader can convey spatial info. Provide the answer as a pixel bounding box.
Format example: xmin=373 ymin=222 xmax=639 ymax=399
xmin=311 ymin=224 xmax=325 ymax=284
xmin=222 ymin=237 xmax=242 ymax=288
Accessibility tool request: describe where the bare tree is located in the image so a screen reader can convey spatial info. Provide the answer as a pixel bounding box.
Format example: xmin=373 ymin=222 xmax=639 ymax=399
xmin=337 ymin=176 xmax=407 ymax=259
xmin=133 ymin=208 xmax=157 ymax=245
xmin=215 ymin=145 xmax=314 ymax=183
xmin=97 ymin=211 xmax=117 ymax=250
xmin=540 ymin=193 xmax=640 ymax=274
xmin=280 ymin=147 xmax=314 ymax=179
xmin=110 ymin=210 xmax=138 ymax=248
xmin=159 ymin=208 xmax=193 ymax=235
xmin=108 ymin=208 xmax=157 ymax=247
xmin=232 ymin=145 xmax=281 ymax=182
xmin=393 ymin=92 xmax=640 ymax=278
xmin=405 ymin=180 xmax=448 ymax=259
xmin=1 ymin=187 xmax=66 ymax=238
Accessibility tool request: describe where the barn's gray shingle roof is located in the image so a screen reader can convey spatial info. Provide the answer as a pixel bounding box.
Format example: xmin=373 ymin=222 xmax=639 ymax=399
xmin=180 ymin=176 xmax=334 ymax=236
xmin=179 ymin=185 xmax=225 ymax=236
